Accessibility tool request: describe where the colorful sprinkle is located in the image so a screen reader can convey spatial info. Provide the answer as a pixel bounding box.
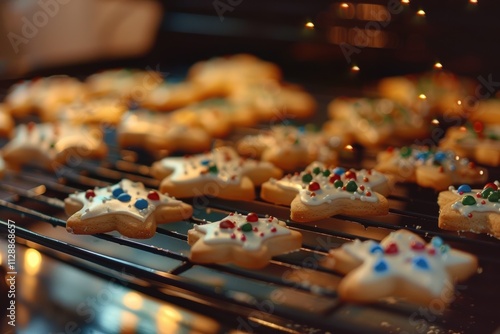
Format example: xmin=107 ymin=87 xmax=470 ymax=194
xmin=312 ymin=167 xmax=322 ymax=175
xmin=308 ymin=181 xmax=320 ymax=191
xmin=333 ymin=180 xmax=343 ymax=188
xmin=219 ymin=220 xmax=235 ymax=229
xmin=431 ymin=236 xmax=443 ymax=248
xmin=117 ymin=193 xmax=131 ymax=202
xmin=345 ymin=180 xmax=358 ymax=192
xmin=112 ymin=188 xmax=124 ymax=198
xmin=462 ymin=195 xmax=477 ymax=206
xmin=147 ymin=191 xmax=160 ymax=201
xmin=322 ymin=169 xmax=331 ymax=177
xmin=332 ymin=167 xmax=345 ymax=175
xmin=246 ymin=212 xmax=259 ymax=222
xmin=134 ymin=198 xmax=148 ymax=210
xmin=400 ymin=146 xmax=412 ymax=158
xmin=484 ymin=182 xmax=498 ymax=191
xmin=241 ymin=223 xmax=253 ymax=232
xmin=329 ymin=174 xmax=341 ymax=183
xmin=302 ymin=173 xmax=313 ymax=183
xmin=344 ymin=170 xmax=357 ymax=180
xmin=369 ymin=244 xmax=384 ymax=254
xmin=481 ymin=188 xmax=494 ymax=199
xmin=410 ymin=241 xmax=425 ymax=251
xmin=457 ymin=184 xmax=472 ymax=194
xmin=384 ymin=242 xmax=398 ymax=255
xmin=374 ymin=259 xmax=389 ymax=273
xmin=85 ymin=189 xmax=96 ymax=199
xmin=434 ymin=151 xmax=446 ymax=162
xmin=413 ymin=256 xmax=430 ymax=270
xmin=208 ymin=165 xmax=218 ymax=174
xmin=488 ymin=191 xmax=499 ymax=202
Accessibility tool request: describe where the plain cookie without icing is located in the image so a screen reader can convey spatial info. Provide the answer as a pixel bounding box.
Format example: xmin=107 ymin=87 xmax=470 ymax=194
xmin=321 ymin=230 xmax=478 ymax=306
xmin=187 ymin=212 xmax=302 ymax=269
xmin=65 ymin=179 xmax=193 ymax=238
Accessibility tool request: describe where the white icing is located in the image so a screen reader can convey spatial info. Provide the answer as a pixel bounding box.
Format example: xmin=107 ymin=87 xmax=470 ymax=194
xmin=4 ymin=122 xmax=102 ymax=160
xmin=450 ymin=187 xmax=500 ymax=217
xmin=159 ymin=147 xmax=275 ymax=184
xmin=338 ymin=230 xmax=475 ymax=297
xmin=69 ymin=179 xmax=181 ymax=222
xmin=283 ymin=162 xmax=382 ymax=205
xmin=195 ymin=213 xmax=290 ymax=251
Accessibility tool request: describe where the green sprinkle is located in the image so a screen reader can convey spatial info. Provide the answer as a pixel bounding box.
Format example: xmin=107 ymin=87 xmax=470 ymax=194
xmin=346 ymin=180 xmax=358 ymax=192
xmin=312 ymin=167 xmax=322 ymax=175
xmin=400 ymin=146 xmax=412 ymax=158
xmin=488 ymin=191 xmax=499 ymax=203
xmin=334 ymin=180 xmax=343 ymax=188
xmin=322 ymin=169 xmax=331 ymax=177
xmin=208 ymin=165 xmax=218 ymax=174
xmin=302 ymin=173 xmax=313 ymax=183
xmin=481 ymin=188 xmax=494 ymax=199
xmin=241 ymin=223 xmax=253 ymax=232
xmin=461 ymin=195 xmax=476 ymax=206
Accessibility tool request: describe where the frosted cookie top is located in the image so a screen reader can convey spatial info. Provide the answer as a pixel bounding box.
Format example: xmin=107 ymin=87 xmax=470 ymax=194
xmin=269 ymin=162 xmax=385 ymax=205
xmin=194 ymin=212 xmax=291 ymax=251
xmin=69 ymin=179 xmax=181 ymax=222
xmin=448 ymin=181 xmax=500 ymax=217
xmin=160 ymin=146 xmax=276 ymax=184
xmin=337 ymin=230 xmax=477 ymax=296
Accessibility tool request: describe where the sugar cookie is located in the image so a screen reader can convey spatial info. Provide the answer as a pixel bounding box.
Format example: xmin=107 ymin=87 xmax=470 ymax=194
xmin=66 ymin=179 xmax=193 ymax=238
xmin=188 ymin=212 xmax=302 ymax=268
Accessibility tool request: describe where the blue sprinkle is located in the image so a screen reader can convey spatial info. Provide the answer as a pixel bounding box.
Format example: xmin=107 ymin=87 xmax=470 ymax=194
xmin=112 ymin=188 xmax=124 ymax=198
xmin=434 ymin=151 xmax=447 ymax=162
xmin=431 ymin=236 xmax=443 ymax=248
xmin=369 ymin=243 xmax=384 ymax=254
xmin=117 ymin=193 xmax=131 ymax=202
xmin=416 ymin=152 xmax=428 ymax=161
xmin=457 ymin=184 xmax=472 ymax=193
xmin=200 ymin=159 xmax=211 ymax=166
xmin=374 ymin=259 xmax=389 ymax=273
xmin=440 ymin=244 xmax=450 ymax=254
xmin=413 ymin=256 xmax=430 ymax=270
xmin=134 ymin=198 xmax=148 ymax=210
xmin=449 ymin=164 xmax=456 ymax=172
xmin=333 ymin=167 xmax=346 ymax=175
xmin=297 ymin=126 xmax=306 ymax=133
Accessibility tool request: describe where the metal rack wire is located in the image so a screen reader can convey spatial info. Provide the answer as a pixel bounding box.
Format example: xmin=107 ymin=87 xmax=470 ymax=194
xmin=1 ymin=140 xmax=499 ymax=334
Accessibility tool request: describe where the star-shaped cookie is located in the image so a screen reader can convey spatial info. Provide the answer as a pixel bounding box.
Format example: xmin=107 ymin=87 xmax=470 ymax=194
xmin=237 ymin=126 xmax=339 ymax=172
xmin=1 ymin=122 xmax=107 ymax=171
xmin=65 ymin=179 xmax=193 ymax=238
xmin=438 ymin=182 xmax=500 ymax=239
xmin=188 ymin=212 xmax=302 ymax=268
xmin=261 ymin=162 xmax=392 ymax=206
xmin=321 ymin=230 xmax=478 ymax=305
xmin=375 ymin=146 xmax=488 ymax=191
xmin=151 ymin=147 xmax=283 ymax=201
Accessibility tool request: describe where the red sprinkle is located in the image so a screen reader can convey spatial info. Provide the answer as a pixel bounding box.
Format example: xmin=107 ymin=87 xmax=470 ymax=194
xmin=342 ymin=186 xmax=346 ymax=191
xmin=219 ymin=220 xmax=236 ymax=229
xmin=468 ymin=213 xmax=473 ymax=218
xmin=241 ymin=235 xmax=246 ymax=241
xmin=345 ymin=170 xmax=357 ymax=180
xmin=85 ymin=189 xmax=96 ymax=199
xmin=147 ymin=191 xmax=160 ymax=201
xmin=484 ymin=182 xmax=498 ymax=191
xmin=411 ymin=241 xmax=425 ymax=251
xmin=438 ymin=166 xmax=444 ymax=173
xmin=310 ymin=192 xmax=316 ymax=197
xmin=260 ymin=232 xmax=265 ymax=237
xmin=428 ymin=248 xmax=436 ymax=255
xmin=367 ymin=169 xmax=372 ymax=175
xmin=246 ymin=212 xmax=259 ymax=222
xmin=366 ymin=191 xmax=372 ymax=197
xmin=230 ymin=233 xmax=236 ymax=239
xmin=329 ymin=174 xmax=341 ymax=183
xmin=386 ymin=146 xmax=394 ymax=153
xmin=363 ymin=177 xmax=369 ymax=182
xmin=253 ymin=227 xmax=259 ymax=232
xmin=308 ymin=181 xmax=320 ymax=191
xmin=468 ymin=162 xmax=476 ymax=169
xmin=359 ymin=185 xmax=365 ymax=191
xmin=385 ymin=242 xmax=399 ymax=254
xmin=271 ymin=227 xmax=277 ymax=233
xmin=481 ymin=200 xmax=486 ymax=205
xmin=459 ymin=191 xmax=464 ymax=195
xmin=268 ymin=216 xmax=274 ymax=222
xmin=476 ymin=193 xmax=482 ymax=198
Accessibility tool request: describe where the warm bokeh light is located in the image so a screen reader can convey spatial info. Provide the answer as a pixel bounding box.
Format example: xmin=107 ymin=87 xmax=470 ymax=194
xmin=457 ymin=100 xmax=462 ymax=105
xmin=305 ymin=21 xmax=315 ymax=29
xmin=434 ymin=62 xmax=443 ymax=69
xmin=345 ymin=144 xmax=354 ymax=151
xmin=417 ymin=9 xmax=426 ymax=16
xmin=401 ymin=0 xmax=410 ymax=4
xmin=431 ymin=119 xmax=440 ymax=125
xmin=419 ymin=94 xmax=427 ymax=100
xmin=24 ymin=248 xmax=42 ymax=276
xmin=351 ymin=65 xmax=360 ymax=72
xmin=470 ymin=0 xmax=478 ymax=3
xmin=340 ymin=3 xmax=349 ymax=8
xmin=123 ymin=291 xmax=144 ymax=311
